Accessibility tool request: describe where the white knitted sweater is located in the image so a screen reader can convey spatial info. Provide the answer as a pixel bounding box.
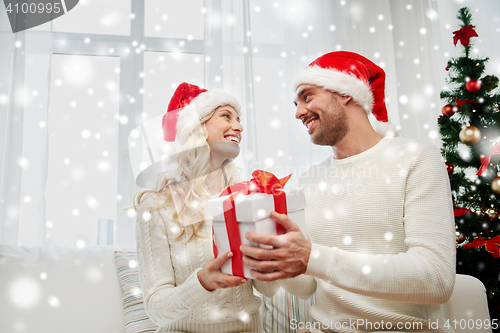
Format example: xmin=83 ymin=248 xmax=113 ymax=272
xmin=280 ymin=137 xmax=456 ymax=333
xmin=136 ymin=196 xmax=278 ymax=333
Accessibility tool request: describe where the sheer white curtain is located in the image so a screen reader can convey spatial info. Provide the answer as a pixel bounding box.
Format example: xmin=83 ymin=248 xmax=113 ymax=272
xmin=0 ymin=7 xmax=53 ymax=246
xmin=205 ymin=0 xmax=500 ymax=185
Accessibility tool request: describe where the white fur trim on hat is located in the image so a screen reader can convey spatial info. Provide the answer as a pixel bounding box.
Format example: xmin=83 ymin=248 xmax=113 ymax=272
xmin=294 ymin=65 xmax=374 ymax=114
xmin=175 ymin=90 xmax=241 ymax=146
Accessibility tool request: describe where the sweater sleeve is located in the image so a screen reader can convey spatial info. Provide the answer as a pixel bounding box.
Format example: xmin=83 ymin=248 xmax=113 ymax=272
xmin=277 ymin=274 xmax=317 ymax=300
xmin=252 ymin=280 xmax=279 ymax=297
xmin=135 ymin=196 xmax=214 ymax=326
xmin=305 ymin=144 xmax=456 ymax=304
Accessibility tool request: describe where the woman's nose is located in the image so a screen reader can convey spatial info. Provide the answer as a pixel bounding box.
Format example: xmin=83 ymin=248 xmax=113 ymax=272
xmin=232 ymin=121 xmax=243 ymax=132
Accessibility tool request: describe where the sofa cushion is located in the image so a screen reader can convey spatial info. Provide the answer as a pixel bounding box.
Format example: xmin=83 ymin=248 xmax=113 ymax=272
xmin=114 ymin=251 xmax=157 ymax=333
xmin=0 ymin=245 xmax=125 ymax=333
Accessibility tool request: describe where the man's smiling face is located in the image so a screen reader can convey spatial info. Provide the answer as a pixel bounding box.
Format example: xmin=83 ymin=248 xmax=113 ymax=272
xmin=294 ymin=84 xmax=349 ymax=146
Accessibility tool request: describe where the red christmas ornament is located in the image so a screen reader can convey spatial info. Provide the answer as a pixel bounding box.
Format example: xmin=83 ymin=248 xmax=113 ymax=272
xmin=441 ymin=104 xmax=457 ymax=116
xmin=446 ymin=161 xmax=454 ymax=175
xmin=466 ymin=79 xmax=482 ymax=93
xmin=445 ymin=67 xmax=450 ymax=71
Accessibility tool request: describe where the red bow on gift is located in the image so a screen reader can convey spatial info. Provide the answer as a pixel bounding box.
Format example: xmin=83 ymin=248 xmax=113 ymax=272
xmin=463 ymin=236 xmax=500 ymax=258
xmin=215 ymin=170 xmax=291 ymax=277
xmin=453 ymin=25 xmax=478 ymax=47
xmin=477 ymin=144 xmax=500 ymax=176
xmin=454 ymin=207 xmax=472 ymax=217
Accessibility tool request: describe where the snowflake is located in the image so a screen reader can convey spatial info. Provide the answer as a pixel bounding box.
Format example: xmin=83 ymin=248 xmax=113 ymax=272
xmin=86 ymin=197 xmax=99 ymax=209
xmin=9 ymin=277 xmax=41 ymax=308
xmin=47 ymin=295 xmax=61 ymax=308
xmin=87 ymin=267 xmax=102 ymax=282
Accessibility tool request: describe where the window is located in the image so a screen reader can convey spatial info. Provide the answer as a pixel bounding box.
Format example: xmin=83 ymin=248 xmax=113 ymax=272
xmin=46 ymin=0 xmax=205 ymax=247
xmin=53 ymin=0 xmax=131 ymax=36
xmin=46 ymin=55 xmax=120 ymax=247
xmin=144 ymin=0 xmax=204 ymax=39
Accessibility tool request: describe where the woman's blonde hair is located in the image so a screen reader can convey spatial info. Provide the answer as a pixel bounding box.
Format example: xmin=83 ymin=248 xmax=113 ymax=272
xmin=133 ymin=107 xmax=241 ymax=243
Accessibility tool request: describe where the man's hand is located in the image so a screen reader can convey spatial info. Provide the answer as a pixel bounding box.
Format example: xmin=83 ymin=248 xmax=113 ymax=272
xmin=240 ymin=211 xmax=311 ymax=281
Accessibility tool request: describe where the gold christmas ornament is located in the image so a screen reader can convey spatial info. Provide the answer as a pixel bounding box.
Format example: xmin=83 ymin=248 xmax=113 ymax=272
xmin=459 ymin=125 xmax=481 ymax=145
xmin=491 ymin=177 xmax=500 ymax=195
xmin=485 ymin=208 xmax=497 ymax=219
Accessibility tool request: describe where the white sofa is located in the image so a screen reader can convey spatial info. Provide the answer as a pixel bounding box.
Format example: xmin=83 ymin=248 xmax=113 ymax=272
xmin=0 ymin=245 xmax=492 ymax=333
xmin=0 ymin=245 xmax=128 ymax=333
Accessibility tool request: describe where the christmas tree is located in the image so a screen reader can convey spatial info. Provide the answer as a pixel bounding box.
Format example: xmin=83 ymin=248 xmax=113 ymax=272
xmin=438 ymin=7 xmax=500 ymax=324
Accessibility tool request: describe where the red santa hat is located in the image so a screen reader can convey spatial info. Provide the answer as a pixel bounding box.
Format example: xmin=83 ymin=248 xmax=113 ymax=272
xmin=162 ymin=82 xmax=241 ymax=146
xmin=294 ymin=51 xmax=397 ymax=137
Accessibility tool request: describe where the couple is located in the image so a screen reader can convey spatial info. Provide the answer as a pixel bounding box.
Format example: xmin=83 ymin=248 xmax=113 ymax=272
xmin=133 ymin=51 xmax=456 ymax=333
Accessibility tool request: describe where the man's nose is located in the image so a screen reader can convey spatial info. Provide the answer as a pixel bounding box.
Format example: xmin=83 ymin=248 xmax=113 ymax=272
xmin=295 ymin=104 xmax=307 ymax=120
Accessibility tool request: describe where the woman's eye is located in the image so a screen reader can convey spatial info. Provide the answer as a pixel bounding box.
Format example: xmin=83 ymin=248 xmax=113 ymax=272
xmin=223 ymin=114 xmax=230 ymax=119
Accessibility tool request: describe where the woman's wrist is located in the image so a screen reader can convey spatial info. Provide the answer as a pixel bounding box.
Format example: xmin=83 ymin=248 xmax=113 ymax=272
xmin=197 ymin=269 xmax=214 ymax=291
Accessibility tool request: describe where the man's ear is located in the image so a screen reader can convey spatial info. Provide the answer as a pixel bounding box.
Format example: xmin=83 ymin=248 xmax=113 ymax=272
xmin=341 ymin=94 xmax=352 ymax=105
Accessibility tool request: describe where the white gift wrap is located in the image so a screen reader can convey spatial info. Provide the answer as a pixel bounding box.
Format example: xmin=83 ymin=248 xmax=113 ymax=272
xmin=209 ymin=188 xmax=307 ymax=278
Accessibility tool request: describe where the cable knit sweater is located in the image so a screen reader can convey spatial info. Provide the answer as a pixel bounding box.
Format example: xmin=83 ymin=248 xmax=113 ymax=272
xmin=279 ymin=137 xmax=456 ymax=333
xmin=136 ymin=195 xmax=278 ymax=333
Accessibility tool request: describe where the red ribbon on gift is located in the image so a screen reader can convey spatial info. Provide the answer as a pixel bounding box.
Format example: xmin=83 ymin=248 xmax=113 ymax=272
xmin=218 ymin=170 xmax=291 ymax=277
xmin=477 ymin=144 xmax=500 ymax=176
xmin=212 ymin=228 xmax=218 ymax=258
xmin=453 ymin=25 xmax=478 ymax=47
xmin=463 ymin=236 xmax=500 ymax=258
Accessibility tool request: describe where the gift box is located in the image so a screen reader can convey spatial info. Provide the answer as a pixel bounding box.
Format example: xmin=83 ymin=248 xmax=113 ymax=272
xmin=209 ymin=187 xmax=307 ymax=279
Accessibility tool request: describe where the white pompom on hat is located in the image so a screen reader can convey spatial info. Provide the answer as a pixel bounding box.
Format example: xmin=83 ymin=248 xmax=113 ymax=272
xmin=294 ymin=51 xmax=398 ymax=137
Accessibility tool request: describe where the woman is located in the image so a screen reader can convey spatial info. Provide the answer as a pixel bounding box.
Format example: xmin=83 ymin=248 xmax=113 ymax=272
xmin=134 ymin=82 xmax=278 ymax=333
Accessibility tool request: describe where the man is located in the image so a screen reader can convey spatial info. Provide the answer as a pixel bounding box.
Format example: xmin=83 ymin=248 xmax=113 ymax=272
xmin=240 ymin=51 xmax=456 ymax=332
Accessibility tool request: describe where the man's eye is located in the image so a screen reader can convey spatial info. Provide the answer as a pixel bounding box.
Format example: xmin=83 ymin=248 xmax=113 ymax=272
xmin=304 ymin=94 xmax=311 ymax=102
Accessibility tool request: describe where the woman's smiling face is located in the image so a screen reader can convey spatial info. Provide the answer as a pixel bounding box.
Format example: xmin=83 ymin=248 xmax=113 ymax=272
xmin=205 ymin=105 xmax=243 ymax=145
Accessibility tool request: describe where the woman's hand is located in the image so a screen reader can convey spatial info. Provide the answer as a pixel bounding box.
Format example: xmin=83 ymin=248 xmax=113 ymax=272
xmin=197 ymin=251 xmax=247 ymax=291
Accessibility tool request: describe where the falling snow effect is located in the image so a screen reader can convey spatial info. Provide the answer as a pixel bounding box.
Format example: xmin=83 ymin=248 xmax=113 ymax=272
xmin=2 ymin=2 xmax=500 ymax=331
xmin=9 ymin=277 xmax=41 ymax=309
